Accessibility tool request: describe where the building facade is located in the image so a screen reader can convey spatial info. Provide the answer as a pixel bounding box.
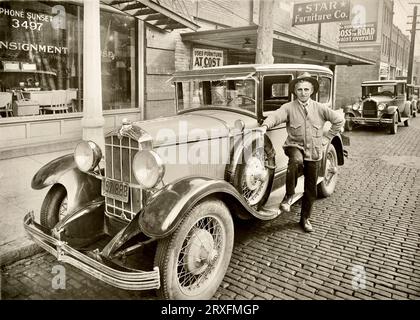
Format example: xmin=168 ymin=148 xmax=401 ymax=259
xmin=0 ymin=1 xmax=142 ymax=157
xmin=1 ymin=0 xmax=374 ymax=158
xmin=335 ymin=0 xmax=410 ymax=108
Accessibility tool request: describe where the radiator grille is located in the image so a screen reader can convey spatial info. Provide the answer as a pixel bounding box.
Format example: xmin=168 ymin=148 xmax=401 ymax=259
xmin=104 ymin=135 xmax=143 ymax=221
xmin=362 ymin=101 xmax=378 ymax=118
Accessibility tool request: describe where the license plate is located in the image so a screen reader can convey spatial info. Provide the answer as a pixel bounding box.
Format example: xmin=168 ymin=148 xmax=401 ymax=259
xmin=102 ymin=179 xmax=129 ymax=202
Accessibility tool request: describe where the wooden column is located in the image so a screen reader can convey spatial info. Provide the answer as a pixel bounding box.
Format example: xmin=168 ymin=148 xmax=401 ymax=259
xmin=255 ymin=0 xmax=274 ymax=64
xmin=81 ymin=0 xmax=105 ymax=150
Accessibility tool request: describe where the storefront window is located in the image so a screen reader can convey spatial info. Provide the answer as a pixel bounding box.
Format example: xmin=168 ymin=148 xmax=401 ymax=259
xmin=100 ymin=11 xmax=136 ymax=111
xmin=0 ymin=1 xmax=137 ymax=119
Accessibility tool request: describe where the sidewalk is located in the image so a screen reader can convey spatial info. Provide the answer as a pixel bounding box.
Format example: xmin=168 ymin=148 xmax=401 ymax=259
xmin=0 ymin=149 xmax=74 ymax=266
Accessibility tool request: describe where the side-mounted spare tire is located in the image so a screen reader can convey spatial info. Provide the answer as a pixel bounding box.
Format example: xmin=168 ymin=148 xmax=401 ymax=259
xmin=231 ymin=135 xmax=275 ymax=211
xmin=318 ymin=144 xmax=339 ymax=198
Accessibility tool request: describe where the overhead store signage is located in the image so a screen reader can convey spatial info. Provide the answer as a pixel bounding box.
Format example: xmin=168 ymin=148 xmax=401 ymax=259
xmin=193 ymin=48 xmax=223 ymax=69
xmin=338 ymin=22 xmax=377 ymax=43
xmin=292 ymin=0 xmax=350 ymax=26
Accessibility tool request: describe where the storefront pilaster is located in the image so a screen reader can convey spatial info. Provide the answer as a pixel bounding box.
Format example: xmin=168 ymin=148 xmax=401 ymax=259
xmin=82 ymin=0 xmax=104 ymax=150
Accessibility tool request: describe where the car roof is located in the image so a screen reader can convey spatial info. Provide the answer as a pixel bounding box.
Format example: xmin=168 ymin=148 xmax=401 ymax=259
xmin=362 ymin=80 xmax=407 ymax=86
xmin=172 ymin=64 xmax=333 ymax=77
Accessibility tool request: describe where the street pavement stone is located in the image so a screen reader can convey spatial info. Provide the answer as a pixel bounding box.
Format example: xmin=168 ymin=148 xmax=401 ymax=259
xmin=1 ymin=118 xmax=420 ymax=300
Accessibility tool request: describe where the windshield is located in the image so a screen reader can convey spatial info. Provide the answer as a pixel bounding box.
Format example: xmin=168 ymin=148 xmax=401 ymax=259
xmin=176 ymin=79 xmax=257 ymax=114
xmin=362 ymin=85 xmax=396 ymax=97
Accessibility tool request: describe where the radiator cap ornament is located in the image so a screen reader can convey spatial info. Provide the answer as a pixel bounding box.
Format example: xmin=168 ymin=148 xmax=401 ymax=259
xmin=118 ymin=118 xmax=133 ymax=139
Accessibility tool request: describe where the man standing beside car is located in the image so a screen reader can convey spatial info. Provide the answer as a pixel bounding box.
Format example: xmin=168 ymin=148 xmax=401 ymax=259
xmin=260 ymin=72 xmax=344 ymax=232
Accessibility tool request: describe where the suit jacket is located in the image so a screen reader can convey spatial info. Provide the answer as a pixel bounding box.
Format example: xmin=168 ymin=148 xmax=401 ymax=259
xmin=262 ymin=99 xmax=344 ymax=161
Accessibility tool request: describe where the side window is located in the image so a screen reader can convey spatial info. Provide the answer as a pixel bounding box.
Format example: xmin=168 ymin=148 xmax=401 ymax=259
xmin=263 ymin=75 xmax=292 ymax=113
xmin=396 ymin=84 xmax=404 ymax=96
xmin=318 ymin=77 xmax=332 ymax=104
xmin=407 ymin=86 xmax=413 ymax=99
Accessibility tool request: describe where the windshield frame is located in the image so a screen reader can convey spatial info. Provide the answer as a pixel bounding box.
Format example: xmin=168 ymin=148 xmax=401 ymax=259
xmin=362 ymin=84 xmax=397 ymax=98
xmin=174 ymin=76 xmax=259 ymax=118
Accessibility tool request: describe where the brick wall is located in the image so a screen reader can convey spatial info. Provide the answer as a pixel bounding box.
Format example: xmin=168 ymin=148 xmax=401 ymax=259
xmin=336 ymin=63 xmax=380 ymax=108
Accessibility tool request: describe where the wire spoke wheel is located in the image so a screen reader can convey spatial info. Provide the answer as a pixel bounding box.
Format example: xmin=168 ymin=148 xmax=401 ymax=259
xmin=233 ymin=138 xmax=275 ymax=211
xmin=240 ymin=150 xmax=270 ymax=206
xmin=318 ymin=144 xmax=338 ymax=198
xmin=58 ymin=196 xmax=68 ymax=221
xmin=154 ymin=199 xmax=234 ymax=300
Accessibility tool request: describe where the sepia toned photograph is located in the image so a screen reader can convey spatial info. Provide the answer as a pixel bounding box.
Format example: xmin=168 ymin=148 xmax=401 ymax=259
xmin=0 ymin=0 xmax=419 ymax=307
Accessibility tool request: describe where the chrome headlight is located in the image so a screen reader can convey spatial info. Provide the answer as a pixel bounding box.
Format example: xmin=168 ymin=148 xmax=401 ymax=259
xmin=132 ymin=150 xmax=165 ymax=189
xmin=74 ymin=141 xmax=102 ymax=172
xmin=378 ymin=103 xmax=386 ymax=111
xmin=352 ymin=103 xmax=360 ymax=111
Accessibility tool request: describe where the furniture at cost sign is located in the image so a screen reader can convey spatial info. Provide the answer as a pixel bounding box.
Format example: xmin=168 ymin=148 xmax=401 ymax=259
xmin=193 ymin=48 xmax=223 ymax=69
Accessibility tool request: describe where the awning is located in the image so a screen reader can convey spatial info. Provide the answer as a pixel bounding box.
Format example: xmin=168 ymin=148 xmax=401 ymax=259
xmin=168 ymin=72 xmax=257 ymax=83
xmin=101 ymin=0 xmax=199 ymax=31
xmin=181 ymin=25 xmax=375 ymax=66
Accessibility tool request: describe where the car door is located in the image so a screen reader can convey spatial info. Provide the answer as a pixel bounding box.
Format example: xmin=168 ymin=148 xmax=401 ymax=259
xmin=261 ymin=74 xmax=293 ymax=173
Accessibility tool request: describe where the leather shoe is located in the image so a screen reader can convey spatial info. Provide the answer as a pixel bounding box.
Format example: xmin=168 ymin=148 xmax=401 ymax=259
xmin=280 ymin=195 xmax=293 ymax=213
xmin=300 ymin=218 xmax=313 ymax=233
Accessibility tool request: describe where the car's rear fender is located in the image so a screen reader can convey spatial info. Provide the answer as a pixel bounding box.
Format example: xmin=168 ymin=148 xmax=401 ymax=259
xmin=139 ymin=176 xmax=260 ymax=239
xmin=31 ymin=154 xmax=102 ymax=215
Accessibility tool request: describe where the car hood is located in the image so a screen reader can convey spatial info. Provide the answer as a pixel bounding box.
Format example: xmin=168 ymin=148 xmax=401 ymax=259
xmin=362 ymin=96 xmax=394 ymax=104
xmin=129 ymin=110 xmax=254 ymax=147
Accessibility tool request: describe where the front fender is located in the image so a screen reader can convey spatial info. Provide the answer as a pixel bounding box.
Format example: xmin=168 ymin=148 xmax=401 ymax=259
xmin=139 ymin=176 xmax=261 ymax=239
xmin=31 ymin=154 xmax=102 ymax=215
xmin=385 ymin=106 xmax=398 ymax=115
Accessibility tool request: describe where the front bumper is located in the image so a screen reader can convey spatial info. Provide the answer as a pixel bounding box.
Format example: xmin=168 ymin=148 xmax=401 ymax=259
xmin=23 ymin=211 xmax=160 ymax=291
xmin=346 ymin=116 xmax=392 ymax=125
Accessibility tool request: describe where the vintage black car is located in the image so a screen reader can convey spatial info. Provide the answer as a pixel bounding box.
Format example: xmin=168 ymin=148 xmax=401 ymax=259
xmin=343 ymin=80 xmax=413 ymax=134
xmin=24 ymin=64 xmax=348 ymax=300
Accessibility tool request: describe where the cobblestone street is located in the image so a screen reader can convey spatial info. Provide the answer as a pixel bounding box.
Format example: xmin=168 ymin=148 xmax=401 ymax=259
xmin=1 ymin=117 xmax=420 ymax=300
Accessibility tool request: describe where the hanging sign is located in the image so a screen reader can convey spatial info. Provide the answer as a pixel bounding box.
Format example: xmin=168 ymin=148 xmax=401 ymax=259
xmin=338 ymin=22 xmax=377 ymax=43
xmin=292 ymin=0 xmax=350 ymax=26
xmin=193 ymin=48 xmax=223 ymax=69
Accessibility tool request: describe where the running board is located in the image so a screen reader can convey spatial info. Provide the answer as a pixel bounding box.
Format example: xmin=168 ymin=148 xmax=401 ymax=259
xmin=259 ymin=176 xmax=323 ymax=214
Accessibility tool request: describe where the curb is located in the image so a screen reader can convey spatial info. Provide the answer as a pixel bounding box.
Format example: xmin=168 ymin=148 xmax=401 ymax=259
xmin=0 ymin=238 xmax=43 ymax=267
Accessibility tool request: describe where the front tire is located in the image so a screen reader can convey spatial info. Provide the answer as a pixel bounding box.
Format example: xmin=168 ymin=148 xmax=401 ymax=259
xmin=318 ymin=144 xmax=338 ymax=198
xmin=389 ymin=113 xmax=398 ymax=134
xmin=154 ymin=199 xmax=234 ymax=300
xmin=40 ymin=184 xmax=68 ymax=228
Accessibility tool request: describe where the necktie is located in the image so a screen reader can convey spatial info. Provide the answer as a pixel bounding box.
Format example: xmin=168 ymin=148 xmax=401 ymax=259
xmin=303 ymin=103 xmax=308 ymax=116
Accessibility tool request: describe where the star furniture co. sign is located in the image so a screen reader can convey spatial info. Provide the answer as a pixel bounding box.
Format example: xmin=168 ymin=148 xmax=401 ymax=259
xmin=292 ymin=0 xmax=350 ymax=26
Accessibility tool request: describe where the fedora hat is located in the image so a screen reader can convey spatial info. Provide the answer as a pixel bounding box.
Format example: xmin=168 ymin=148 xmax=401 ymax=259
xmin=289 ymin=72 xmax=319 ymax=95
